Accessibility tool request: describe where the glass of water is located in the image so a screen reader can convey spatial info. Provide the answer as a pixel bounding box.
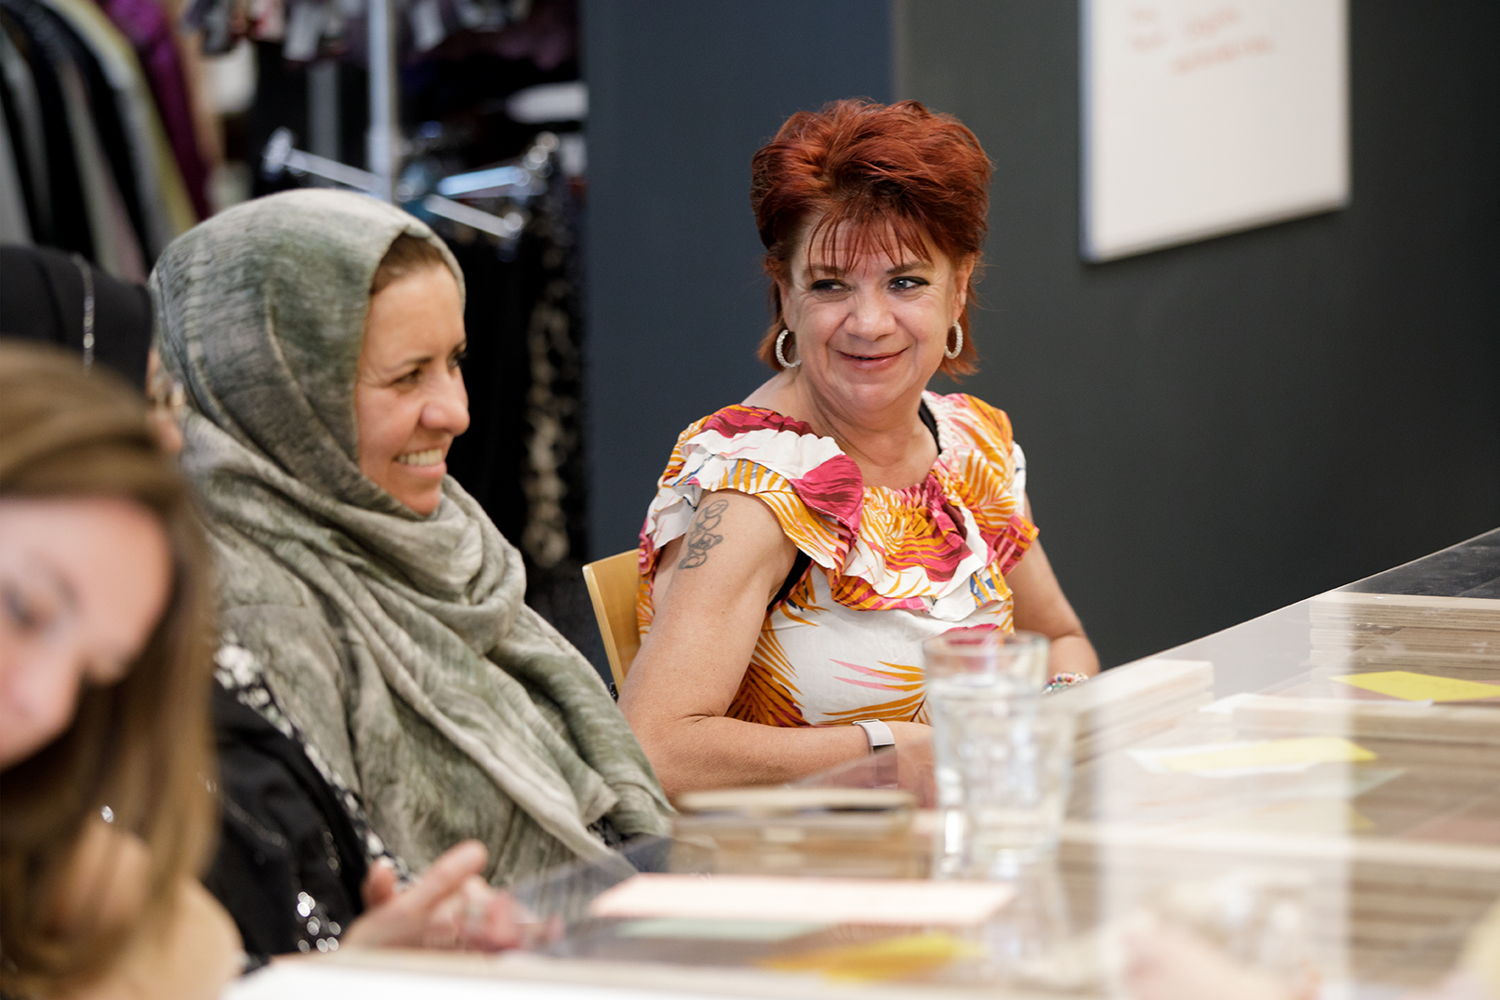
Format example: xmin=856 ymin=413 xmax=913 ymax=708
xmin=924 ymin=630 xmax=1075 ymax=875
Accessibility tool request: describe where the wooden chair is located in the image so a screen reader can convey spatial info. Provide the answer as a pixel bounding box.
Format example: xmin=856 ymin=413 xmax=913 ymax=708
xmin=581 ymin=549 xmax=641 ymax=692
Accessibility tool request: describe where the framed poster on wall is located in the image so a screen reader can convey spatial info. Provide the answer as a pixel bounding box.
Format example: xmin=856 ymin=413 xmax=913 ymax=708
xmin=1080 ymin=0 xmax=1349 ymax=262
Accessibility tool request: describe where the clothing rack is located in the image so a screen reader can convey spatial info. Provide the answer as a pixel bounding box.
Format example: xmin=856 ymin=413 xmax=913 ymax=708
xmin=0 ymin=0 xmax=215 ymax=277
xmin=247 ymin=0 xmax=587 ymax=579
xmin=263 ymin=126 xmax=556 ymax=254
xmin=258 ymin=0 xmax=548 ymax=252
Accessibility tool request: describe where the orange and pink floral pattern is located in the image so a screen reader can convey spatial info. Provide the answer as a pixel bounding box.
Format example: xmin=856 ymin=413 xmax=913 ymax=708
xmin=637 ymin=392 xmax=1037 ymax=727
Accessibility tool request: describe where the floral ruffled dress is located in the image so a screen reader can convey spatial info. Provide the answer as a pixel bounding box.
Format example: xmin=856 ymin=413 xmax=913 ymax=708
xmin=638 ymin=391 xmax=1037 ymax=727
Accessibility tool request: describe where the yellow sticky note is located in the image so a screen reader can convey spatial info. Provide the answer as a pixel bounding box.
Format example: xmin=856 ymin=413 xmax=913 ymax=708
xmin=1330 ymin=670 xmax=1500 ymax=703
xmin=1162 ymin=737 xmax=1375 ymax=773
xmin=761 ymin=931 xmax=983 ymax=982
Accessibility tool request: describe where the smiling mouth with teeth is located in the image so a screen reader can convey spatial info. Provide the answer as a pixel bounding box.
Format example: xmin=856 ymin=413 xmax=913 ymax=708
xmin=396 ymin=448 xmax=444 ymax=466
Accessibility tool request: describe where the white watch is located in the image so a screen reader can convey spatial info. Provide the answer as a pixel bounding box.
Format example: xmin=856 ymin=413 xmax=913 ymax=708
xmin=851 ymin=718 xmax=895 ymax=754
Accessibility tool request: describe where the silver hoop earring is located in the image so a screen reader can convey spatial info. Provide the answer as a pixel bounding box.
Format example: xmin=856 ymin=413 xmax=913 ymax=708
xmin=775 ymin=328 xmax=802 ymax=369
xmin=945 ymin=321 xmax=964 ymax=360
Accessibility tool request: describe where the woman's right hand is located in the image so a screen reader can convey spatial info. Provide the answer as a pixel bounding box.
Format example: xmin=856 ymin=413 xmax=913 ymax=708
xmin=342 ymin=840 xmax=524 ymax=952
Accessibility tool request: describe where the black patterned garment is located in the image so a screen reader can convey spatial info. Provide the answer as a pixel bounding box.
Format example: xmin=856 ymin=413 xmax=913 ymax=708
xmin=205 ymin=643 xmax=404 ymax=960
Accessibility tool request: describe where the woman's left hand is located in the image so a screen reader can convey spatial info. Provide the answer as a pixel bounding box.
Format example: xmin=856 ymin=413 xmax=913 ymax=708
xmin=343 ymin=840 xmax=525 ymax=952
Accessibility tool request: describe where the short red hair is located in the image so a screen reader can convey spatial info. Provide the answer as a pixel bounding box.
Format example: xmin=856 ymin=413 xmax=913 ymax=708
xmin=750 ymin=99 xmax=991 ymax=375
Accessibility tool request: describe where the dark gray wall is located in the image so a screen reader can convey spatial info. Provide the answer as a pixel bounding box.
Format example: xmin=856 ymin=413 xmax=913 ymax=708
xmin=580 ymin=0 xmax=893 ymax=550
xmin=583 ymin=1 xmax=1499 ymax=668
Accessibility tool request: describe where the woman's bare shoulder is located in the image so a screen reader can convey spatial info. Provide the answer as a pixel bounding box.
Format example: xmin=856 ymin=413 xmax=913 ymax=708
xmin=48 ymin=824 xmax=240 ymax=1000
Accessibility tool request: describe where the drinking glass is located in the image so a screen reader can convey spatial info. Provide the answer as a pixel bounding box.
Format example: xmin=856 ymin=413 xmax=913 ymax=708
xmin=924 ymin=630 xmax=1074 ymax=874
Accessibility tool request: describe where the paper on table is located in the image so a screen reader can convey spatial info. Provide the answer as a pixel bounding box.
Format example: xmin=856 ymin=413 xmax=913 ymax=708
xmin=1181 ymin=799 xmax=1377 ymax=837
xmin=1330 ymin=670 xmax=1500 ymax=703
xmin=587 ymin=874 xmax=1014 ymax=927
xmin=221 ymin=961 xmax=696 ymax=1000
xmin=1131 ymin=737 xmax=1376 ymax=776
xmin=1199 ymin=692 xmax=1259 ymax=716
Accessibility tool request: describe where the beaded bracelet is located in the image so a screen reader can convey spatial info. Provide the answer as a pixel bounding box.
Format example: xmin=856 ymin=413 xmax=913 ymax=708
xmin=1044 ymin=672 xmax=1089 ymax=693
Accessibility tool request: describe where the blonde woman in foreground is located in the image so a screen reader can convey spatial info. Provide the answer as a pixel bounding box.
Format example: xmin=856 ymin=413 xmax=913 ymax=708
xmin=0 ymin=343 xmax=531 ymax=997
xmin=0 ymin=341 xmax=238 ymax=998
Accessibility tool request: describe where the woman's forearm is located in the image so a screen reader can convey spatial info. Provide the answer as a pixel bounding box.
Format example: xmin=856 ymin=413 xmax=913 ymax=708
xmin=1048 ymin=632 xmax=1100 ymax=677
xmin=634 ymin=714 xmax=869 ymax=800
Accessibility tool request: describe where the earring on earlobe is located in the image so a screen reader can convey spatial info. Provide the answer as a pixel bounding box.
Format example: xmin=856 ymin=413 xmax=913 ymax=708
xmin=775 ymin=328 xmax=802 ymax=369
xmin=945 ymin=321 xmax=964 ymax=360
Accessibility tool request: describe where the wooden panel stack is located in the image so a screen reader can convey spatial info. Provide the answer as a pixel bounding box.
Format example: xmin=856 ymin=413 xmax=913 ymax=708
xmin=1050 ymin=658 xmax=1214 ymax=761
xmin=1307 ymin=591 xmax=1500 ymax=675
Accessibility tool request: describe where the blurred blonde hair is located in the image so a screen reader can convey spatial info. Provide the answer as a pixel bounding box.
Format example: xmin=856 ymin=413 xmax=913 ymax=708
xmin=0 ymin=341 xmax=218 ymax=996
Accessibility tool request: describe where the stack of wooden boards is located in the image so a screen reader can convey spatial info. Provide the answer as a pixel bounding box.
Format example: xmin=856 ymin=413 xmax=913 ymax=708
xmin=1234 ymin=590 xmax=1500 ymax=746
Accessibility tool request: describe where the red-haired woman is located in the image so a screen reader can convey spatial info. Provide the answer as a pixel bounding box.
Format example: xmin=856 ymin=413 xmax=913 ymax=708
xmin=621 ymin=99 xmax=1098 ymax=799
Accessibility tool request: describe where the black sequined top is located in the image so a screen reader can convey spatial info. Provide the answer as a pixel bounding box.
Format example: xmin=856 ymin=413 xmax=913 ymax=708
xmin=204 ymin=643 xmax=404 ymax=962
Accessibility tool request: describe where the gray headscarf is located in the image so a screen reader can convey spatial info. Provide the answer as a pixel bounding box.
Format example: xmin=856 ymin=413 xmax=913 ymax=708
xmin=151 ymin=189 xmax=668 ymax=881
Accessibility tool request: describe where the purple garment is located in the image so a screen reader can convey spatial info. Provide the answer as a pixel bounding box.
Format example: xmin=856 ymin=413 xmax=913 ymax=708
xmin=101 ymin=0 xmax=209 ymax=218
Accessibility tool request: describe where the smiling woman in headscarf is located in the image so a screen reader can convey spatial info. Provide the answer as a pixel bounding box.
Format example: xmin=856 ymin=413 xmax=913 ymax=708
xmin=150 ymin=189 xmax=669 ymax=882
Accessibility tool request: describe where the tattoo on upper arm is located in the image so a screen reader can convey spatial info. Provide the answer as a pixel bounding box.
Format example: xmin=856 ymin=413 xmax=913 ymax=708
xmin=679 ymin=498 xmax=728 ymax=570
